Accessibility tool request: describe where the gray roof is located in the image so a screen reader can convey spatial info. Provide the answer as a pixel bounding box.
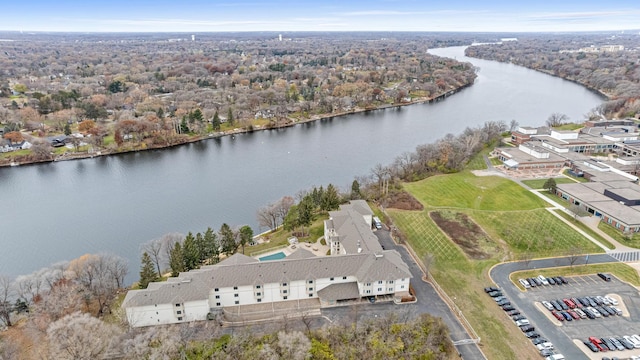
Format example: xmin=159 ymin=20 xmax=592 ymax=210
xmin=589 ymin=200 xmax=640 ymax=226
xmin=286 ymin=248 xmax=316 ymax=260
xmin=123 ymin=250 xmax=411 ymax=308
xmin=317 ymin=282 xmax=360 ymax=301
xmin=556 ymin=183 xmax=611 ymax=202
xmin=327 ymin=201 xmax=382 ymax=254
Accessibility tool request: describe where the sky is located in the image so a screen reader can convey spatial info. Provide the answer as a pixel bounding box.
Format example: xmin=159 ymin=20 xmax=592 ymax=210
xmin=2 ymin=0 xmax=640 ymax=33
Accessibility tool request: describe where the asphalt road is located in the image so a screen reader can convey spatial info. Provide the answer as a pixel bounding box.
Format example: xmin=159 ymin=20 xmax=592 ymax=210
xmin=374 ymin=229 xmax=486 ymax=360
xmin=490 ymin=254 xmax=618 ymax=359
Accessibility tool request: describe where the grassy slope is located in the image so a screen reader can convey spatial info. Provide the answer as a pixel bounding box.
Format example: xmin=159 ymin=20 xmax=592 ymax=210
xmin=520 ymin=177 xmax=578 ymax=189
xmin=388 ymin=171 xmax=612 ymax=360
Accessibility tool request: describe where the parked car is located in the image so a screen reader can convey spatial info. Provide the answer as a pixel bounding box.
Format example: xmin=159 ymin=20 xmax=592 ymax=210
xmin=583 ymin=340 xmax=599 ymax=352
xmin=502 ymin=304 xmax=515 ymax=311
xmin=547 ymin=277 xmax=556 ymax=285
xmin=570 ymin=297 xmax=582 ymax=308
xmin=519 ymin=279 xmax=530 ymax=288
xmin=532 ymin=337 xmax=548 ymax=345
xmin=603 ymin=306 xmax=616 ymax=316
xmin=562 ymin=298 xmax=576 ymax=309
xmin=618 ymin=336 xmax=634 ymax=350
xmin=512 ymin=314 xmax=526 ymax=322
xmin=557 ymin=299 xmax=569 ymax=310
xmin=551 ymin=311 xmax=564 ymax=321
xmin=537 ymin=275 xmax=549 ymax=285
xmin=623 ymin=335 xmax=640 ymax=349
xmin=536 ymin=342 xmax=554 ymax=350
xmin=611 ymin=307 xmax=623 ymax=316
xmin=525 ymin=331 xmax=540 ymax=338
xmin=520 ymin=325 xmax=535 ymax=333
xmin=588 ymin=336 xmax=606 ymax=352
xmin=567 ymin=310 xmax=580 ymax=320
xmin=596 ymin=306 xmax=609 ymax=317
xmin=527 ymin=278 xmax=537 ymax=287
xmin=574 ymin=308 xmax=587 ymax=319
xmin=515 ymin=319 xmax=530 ymax=327
xmin=540 ymin=348 xmax=554 ymax=357
xmin=598 ymin=273 xmax=612 ymax=281
xmin=542 ymin=301 xmax=554 ymax=311
xmin=561 ymin=311 xmax=572 ymax=321
xmin=531 ymin=277 xmax=543 ymax=286
xmin=604 ymin=296 xmax=618 ymax=305
xmin=600 ymin=337 xmax=615 ymax=351
xmin=506 ymin=309 xmax=520 ymax=316
xmin=497 ymin=299 xmax=511 ymax=306
xmin=583 ymin=308 xmax=596 ymax=319
xmin=484 ymin=286 xmax=499 ymax=293
xmin=590 ymin=307 xmax=602 ymax=318
xmin=488 ymin=290 xmax=503 ymax=297
xmin=609 ymin=337 xmax=625 ymax=351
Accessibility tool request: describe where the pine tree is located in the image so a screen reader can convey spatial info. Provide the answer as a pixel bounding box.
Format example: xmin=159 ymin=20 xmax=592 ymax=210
xmin=212 ymin=111 xmax=221 ymax=131
xmin=169 ymin=242 xmax=185 ymax=277
xmin=227 ymin=107 xmax=234 ymax=126
xmin=238 ymin=225 xmax=254 ymax=254
xmin=321 ymin=183 xmax=341 ymax=211
xmin=64 ymin=123 xmax=72 ymax=136
xmin=204 ymin=227 xmax=220 ymax=264
xmin=182 ymin=232 xmax=200 ymax=270
xmin=351 ymin=180 xmax=361 ymax=199
xmin=139 ymin=252 xmax=159 ymax=289
xmin=219 ymin=223 xmax=237 ymax=256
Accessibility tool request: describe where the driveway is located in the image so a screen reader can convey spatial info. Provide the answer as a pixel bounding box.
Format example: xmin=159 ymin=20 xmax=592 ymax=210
xmin=375 ymin=229 xmax=486 ymax=360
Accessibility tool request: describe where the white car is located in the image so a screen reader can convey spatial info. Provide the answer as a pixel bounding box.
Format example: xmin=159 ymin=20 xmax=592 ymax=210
xmin=542 ymin=301 xmax=554 ymax=311
xmin=574 ymin=308 xmax=587 ymax=319
xmin=625 ymin=335 xmax=640 ymax=349
xmin=590 ymin=307 xmax=602 ymax=318
xmin=536 ymin=342 xmax=554 ymax=351
xmin=604 ymin=296 xmax=618 ymax=305
xmin=537 ymin=275 xmax=549 ymax=286
xmin=515 ymin=319 xmax=530 ymax=327
xmin=519 ymin=278 xmax=530 ymax=288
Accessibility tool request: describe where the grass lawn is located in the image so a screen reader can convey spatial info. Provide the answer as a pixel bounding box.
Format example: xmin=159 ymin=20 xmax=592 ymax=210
xmin=552 ymin=123 xmax=583 ymax=131
xmin=404 ymin=171 xmax=547 ymax=211
xmin=562 ymin=169 xmax=589 ymax=182
xmin=385 ymin=170 xmax=611 ymax=359
xmin=510 ymin=263 xmax=640 ymax=289
xmin=553 ymin=210 xmax=615 ymax=250
xmin=521 ymin=177 xmax=577 ymax=189
xmin=247 ymin=215 xmax=327 ymax=256
xmin=598 ymin=222 xmax=640 ymax=249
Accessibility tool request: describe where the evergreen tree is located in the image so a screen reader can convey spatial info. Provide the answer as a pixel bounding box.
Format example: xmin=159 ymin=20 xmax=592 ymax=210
xmin=191 ymin=108 xmax=203 ymax=122
xmin=180 ymin=116 xmax=189 ymax=133
xmin=238 ymin=225 xmax=254 ymax=254
xmin=543 ymin=178 xmax=557 ymax=193
xmin=219 ymin=223 xmax=237 ymax=256
xmin=227 ymin=107 xmax=234 ymax=126
xmin=212 ymin=111 xmax=221 ymax=131
xmin=139 ymin=252 xmax=159 ymax=289
xmin=204 ymin=227 xmax=220 ymax=264
xmin=321 ymin=183 xmax=341 ymax=211
xmin=169 ymin=242 xmax=185 ymax=277
xmin=283 ymin=204 xmax=299 ymax=232
xmin=64 ymin=123 xmax=72 ymax=136
xmin=298 ymin=195 xmax=315 ymax=236
xmin=351 ymin=180 xmax=361 ymax=199
xmin=182 ymin=232 xmax=200 ymax=270
xmin=195 ymin=232 xmax=207 ymax=262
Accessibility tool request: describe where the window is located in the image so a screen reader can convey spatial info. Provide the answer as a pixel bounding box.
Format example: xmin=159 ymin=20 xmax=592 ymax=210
xmin=156 ymin=312 xmax=158 ymax=315
xmin=309 ymin=294 xmax=313 ymax=297
xmin=256 ymin=292 xmax=261 ymax=296
xmin=154 ymin=304 xmax=157 ymax=307
xmin=235 ymin=300 xmax=239 ymax=305
xmin=282 ymin=282 xmax=287 ymax=286
xmin=283 ymin=290 xmax=288 ymax=294
xmin=366 ymin=283 xmax=371 ymax=286
xmin=389 ymin=280 xmax=394 ymax=284
xmin=257 ymin=299 xmax=262 ymax=303
xmin=233 ymin=286 xmax=238 ymax=290
xmin=283 ymin=296 xmax=288 ymax=300
xmin=401 ymin=285 xmax=405 ymax=289
xmin=308 ymin=280 xmax=313 ymax=284
xmin=175 ymin=303 xmax=181 ymax=307
xmin=388 ymin=288 xmax=393 ymax=292
xmin=177 ymin=310 xmax=182 ymax=314
xmin=366 ymin=290 xmax=371 ymax=294
xmin=342 ymin=276 xmax=347 ymax=280
xmin=234 ymin=294 xmax=239 ymax=297
xmin=214 ymin=288 xmax=219 ymax=292
xmin=216 ymin=302 xmax=221 ymax=306
xmin=330 ymin=277 xmax=334 ymax=281
xmin=256 ymin=285 xmax=261 ymax=289
xmin=215 ymin=295 xmax=220 ymax=299
xmin=377 ymin=288 xmax=382 ymax=291
xmin=308 ymin=287 xmax=313 ymax=291
xmin=378 ymin=281 xmax=383 ymax=284
xmin=178 ymin=317 xmax=183 ymax=321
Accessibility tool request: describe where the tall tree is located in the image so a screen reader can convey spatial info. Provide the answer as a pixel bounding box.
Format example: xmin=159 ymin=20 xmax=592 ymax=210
xmin=212 ymin=111 xmax=221 ymax=131
xmin=351 ymin=179 xmax=361 ymax=200
xmin=182 ymin=232 xmax=199 ymax=270
xmin=138 ymin=252 xmax=158 ymax=289
xmin=238 ymin=225 xmax=254 ymax=254
xmin=204 ymin=227 xmax=220 ymax=264
xmin=169 ymin=242 xmax=185 ymax=277
xmin=543 ymin=178 xmax=557 ymax=193
xmin=227 ymin=107 xmax=234 ymax=126
xmin=321 ymin=183 xmax=341 ymax=211
xmin=219 ymin=223 xmax=237 ymax=256
xmin=298 ymin=195 xmax=315 ymax=236
xmin=0 ymin=275 xmax=13 ymax=327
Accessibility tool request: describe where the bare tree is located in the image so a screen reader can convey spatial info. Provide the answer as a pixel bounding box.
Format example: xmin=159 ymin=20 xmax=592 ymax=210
xmin=567 ymin=246 xmax=583 ymax=267
xmin=142 ymin=234 xmax=181 ymax=276
xmin=46 ymin=312 xmax=122 ymax=360
xmin=276 ymin=330 xmax=311 ymax=360
xmin=120 ymin=326 xmax=181 ymax=359
xmin=0 ymin=275 xmax=14 ymax=327
xmin=546 ymin=112 xmax=569 ymax=127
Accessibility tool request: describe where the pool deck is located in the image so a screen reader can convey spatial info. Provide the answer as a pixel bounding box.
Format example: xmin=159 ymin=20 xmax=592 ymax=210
xmin=253 ymin=236 xmax=330 ymax=260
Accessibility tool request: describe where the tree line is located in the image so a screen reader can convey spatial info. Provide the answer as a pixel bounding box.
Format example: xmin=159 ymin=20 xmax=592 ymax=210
xmin=465 ymin=33 xmax=640 ymax=119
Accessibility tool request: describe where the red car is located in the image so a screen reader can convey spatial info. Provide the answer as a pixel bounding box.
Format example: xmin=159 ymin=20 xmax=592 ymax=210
xmin=563 ymin=298 xmax=576 ymax=309
xmin=551 ymin=311 xmax=564 ymax=321
xmin=567 ymin=310 xmax=580 ymax=320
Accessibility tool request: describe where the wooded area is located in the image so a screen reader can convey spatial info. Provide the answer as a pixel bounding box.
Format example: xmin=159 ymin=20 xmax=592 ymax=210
xmin=465 ymin=33 xmax=640 ymax=119
xmin=0 ymin=32 xmax=477 ymax=166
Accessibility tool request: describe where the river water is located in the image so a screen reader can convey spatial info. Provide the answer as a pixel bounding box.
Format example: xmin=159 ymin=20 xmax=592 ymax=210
xmin=0 ymin=46 xmax=604 ymax=281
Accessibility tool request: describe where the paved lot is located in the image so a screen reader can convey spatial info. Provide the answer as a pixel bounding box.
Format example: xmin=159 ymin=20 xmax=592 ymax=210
xmin=522 ymin=274 xmax=640 ymax=358
xmin=492 ymin=255 xmax=640 ymax=360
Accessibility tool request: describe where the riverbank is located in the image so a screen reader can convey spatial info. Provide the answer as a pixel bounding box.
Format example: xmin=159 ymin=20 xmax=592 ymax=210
xmin=0 ymin=83 xmax=473 ymax=168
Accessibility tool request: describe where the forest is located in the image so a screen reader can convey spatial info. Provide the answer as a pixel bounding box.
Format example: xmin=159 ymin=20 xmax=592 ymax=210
xmin=465 ymin=33 xmax=640 ymax=119
xmin=0 ymin=32 xmax=478 ymax=166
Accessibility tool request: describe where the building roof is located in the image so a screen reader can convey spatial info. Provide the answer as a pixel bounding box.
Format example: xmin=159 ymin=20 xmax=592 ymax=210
xmin=317 ymin=282 xmax=360 ymax=301
xmin=556 ymin=183 xmax=611 ymax=202
xmin=589 ymin=200 xmax=640 ymax=226
xmin=327 ymin=201 xmax=382 ymax=254
xmin=122 ymin=250 xmax=411 ymax=308
xmin=286 ymin=248 xmax=316 ymax=260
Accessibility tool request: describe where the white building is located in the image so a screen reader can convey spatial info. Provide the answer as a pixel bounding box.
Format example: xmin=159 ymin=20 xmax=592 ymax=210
xmin=122 ymin=249 xmax=412 ymax=327
xmin=122 ymin=200 xmax=413 ymax=328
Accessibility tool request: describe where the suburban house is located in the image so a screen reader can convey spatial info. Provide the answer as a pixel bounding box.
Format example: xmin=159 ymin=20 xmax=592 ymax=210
xmin=122 ymin=200 xmax=413 ymax=328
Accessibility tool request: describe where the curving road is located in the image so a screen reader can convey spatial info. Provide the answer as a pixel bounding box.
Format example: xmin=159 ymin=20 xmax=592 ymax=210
xmin=490 ymin=254 xmax=617 ymax=359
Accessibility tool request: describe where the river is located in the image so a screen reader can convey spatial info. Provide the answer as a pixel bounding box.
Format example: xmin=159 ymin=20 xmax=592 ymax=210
xmin=0 ymin=46 xmax=604 ymax=281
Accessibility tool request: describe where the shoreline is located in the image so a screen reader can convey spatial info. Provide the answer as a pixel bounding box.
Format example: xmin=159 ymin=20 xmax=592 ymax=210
xmin=0 ymin=83 xmax=472 ymax=168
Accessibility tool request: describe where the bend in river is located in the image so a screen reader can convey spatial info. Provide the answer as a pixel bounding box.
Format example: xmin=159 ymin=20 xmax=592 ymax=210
xmin=0 ymin=46 xmax=604 ymax=282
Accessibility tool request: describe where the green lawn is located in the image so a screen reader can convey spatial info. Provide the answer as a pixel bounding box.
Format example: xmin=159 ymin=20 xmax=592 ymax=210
xmin=404 ymin=172 xmax=546 ymax=211
xmin=562 ymin=169 xmax=589 ymax=182
xmin=552 ymin=123 xmax=583 ymax=131
xmin=247 ymin=215 xmax=327 ymax=256
xmin=385 ymin=170 xmax=610 ymax=359
xmin=553 ymin=210 xmax=615 ymax=249
xmin=521 ymin=177 xmax=578 ymax=189
xmin=598 ymin=222 xmax=640 ymax=249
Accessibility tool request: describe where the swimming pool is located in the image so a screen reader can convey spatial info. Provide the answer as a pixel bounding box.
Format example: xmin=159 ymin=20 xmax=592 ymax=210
xmin=258 ymin=251 xmax=286 ymax=261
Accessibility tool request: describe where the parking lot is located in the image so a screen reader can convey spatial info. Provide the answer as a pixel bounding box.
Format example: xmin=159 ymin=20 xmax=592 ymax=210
xmin=519 ymin=274 xmax=640 ymax=359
